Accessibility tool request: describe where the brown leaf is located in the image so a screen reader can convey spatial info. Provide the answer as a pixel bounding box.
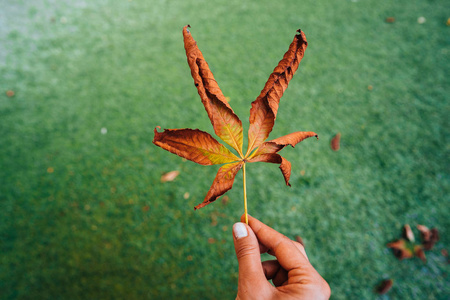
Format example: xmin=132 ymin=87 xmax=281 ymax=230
xmin=403 ymin=224 xmax=415 ymax=242
xmin=375 ymin=279 xmax=393 ymax=295
xmin=221 ymin=195 xmax=230 ymax=205
xmin=385 ymin=17 xmax=396 ymax=23
xmin=330 ymin=133 xmax=341 ymax=151
xmin=269 ymin=131 xmax=318 ymax=147
xmin=154 ymin=27 xmax=316 ymax=212
xmin=153 ymin=127 xmax=239 ymax=165
xmin=248 ymin=153 xmax=292 ymax=186
xmin=414 ymin=245 xmax=427 ymax=262
xmin=194 ymin=162 xmax=243 ymax=210
xmin=161 ymin=170 xmax=180 ymax=182
xmin=247 ymin=131 xmax=317 ymax=186
xmin=6 ymin=90 xmax=15 ymax=97
xmin=417 ymin=225 xmax=439 ymax=250
xmin=250 ymin=131 xmax=318 ymax=157
xmin=247 ymin=30 xmax=308 ymax=155
xmin=387 ymin=239 xmax=414 ymax=260
xmin=183 ymin=25 xmax=244 ymax=155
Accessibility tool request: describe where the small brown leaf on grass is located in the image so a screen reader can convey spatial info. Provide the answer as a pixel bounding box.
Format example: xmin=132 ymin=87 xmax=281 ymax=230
xmin=330 ymin=133 xmax=341 ymax=151
xmin=417 ymin=225 xmax=439 ymax=250
xmin=161 ymin=170 xmax=180 ymax=182
xmin=403 ymin=224 xmax=415 ymax=242
xmin=208 ymin=237 xmax=216 ymax=244
xmin=385 ymin=17 xmax=396 ymax=23
xmin=6 ymin=90 xmax=15 ymax=97
xmin=375 ymin=279 xmax=393 ymax=295
xmin=387 ymin=239 xmax=414 ymax=260
xmin=414 ymin=245 xmax=427 ymax=262
xmin=221 ymin=195 xmax=229 ymax=205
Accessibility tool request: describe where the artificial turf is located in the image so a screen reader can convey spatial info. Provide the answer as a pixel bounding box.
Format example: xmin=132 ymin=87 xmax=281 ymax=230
xmin=1 ymin=0 xmax=449 ymax=299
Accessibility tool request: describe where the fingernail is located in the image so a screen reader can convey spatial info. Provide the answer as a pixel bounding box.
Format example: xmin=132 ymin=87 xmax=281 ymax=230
xmin=233 ymin=222 xmax=248 ymax=239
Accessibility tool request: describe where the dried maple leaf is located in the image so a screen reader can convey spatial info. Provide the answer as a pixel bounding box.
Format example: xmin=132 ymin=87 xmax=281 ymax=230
xmin=154 ymin=25 xmax=317 ymax=220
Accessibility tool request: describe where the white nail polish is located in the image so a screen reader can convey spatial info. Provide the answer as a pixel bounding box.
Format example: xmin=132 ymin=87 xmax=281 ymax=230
xmin=233 ymin=222 xmax=248 ymax=239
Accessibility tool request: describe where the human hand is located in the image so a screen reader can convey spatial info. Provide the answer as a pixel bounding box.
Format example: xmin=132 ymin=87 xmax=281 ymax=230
xmin=232 ymin=215 xmax=330 ymax=300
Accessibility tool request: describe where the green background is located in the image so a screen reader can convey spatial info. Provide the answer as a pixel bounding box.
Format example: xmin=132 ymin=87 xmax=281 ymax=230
xmin=1 ymin=0 xmax=448 ymax=299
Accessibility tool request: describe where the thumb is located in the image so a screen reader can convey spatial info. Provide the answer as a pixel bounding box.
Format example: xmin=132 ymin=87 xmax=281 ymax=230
xmin=232 ymin=223 xmax=267 ymax=286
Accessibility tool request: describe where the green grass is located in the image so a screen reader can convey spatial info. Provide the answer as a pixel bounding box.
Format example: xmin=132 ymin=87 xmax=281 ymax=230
xmin=1 ymin=0 xmax=449 ymax=299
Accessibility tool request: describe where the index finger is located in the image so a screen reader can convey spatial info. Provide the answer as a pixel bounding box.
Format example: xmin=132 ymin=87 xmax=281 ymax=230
xmin=242 ymin=215 xmax=310 ymax=272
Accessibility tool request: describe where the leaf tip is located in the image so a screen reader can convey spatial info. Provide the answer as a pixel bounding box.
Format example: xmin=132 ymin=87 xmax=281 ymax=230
xmin=183 ymin=24 xmax=191 ymax=34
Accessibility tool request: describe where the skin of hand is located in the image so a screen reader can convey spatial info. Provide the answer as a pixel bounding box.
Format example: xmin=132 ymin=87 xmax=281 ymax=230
xmin=232 ymin=215 xmax=331 ymax=300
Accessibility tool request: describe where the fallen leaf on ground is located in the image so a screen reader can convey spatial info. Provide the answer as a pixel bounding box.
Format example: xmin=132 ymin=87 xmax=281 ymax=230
xmin=387 ymin=239 xmax=414 ymax=260
xmin=330 ymin=133 xmax=341 ymax=151
xmin=221 ymin=195 xmax=229 ymax=205
xmin=414 ymin=245 xmax=426 ymax=262
xmin=387 ymin=224 xmax=439 ymax=262
xmin=403 ymin=224 xmax=415 ymax=242
xmin=385 ymin=17 xmax=395 ymax=23
xmin=375 ymin=279 xmax=393 ymax=294
xmin=6 ymin=90 xmax=15 ymax=97
xmin=160 ymin=170 xmax=180 ymax=182
xmin=417 ymin=225 xmax=439 ymax=250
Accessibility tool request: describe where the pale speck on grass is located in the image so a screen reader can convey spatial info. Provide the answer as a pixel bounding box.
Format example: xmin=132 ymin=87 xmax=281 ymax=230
xmin=418 ymin=16 xmax=426 ymax=24
xmin=101 ymin=127 xmax=107 ymax=134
